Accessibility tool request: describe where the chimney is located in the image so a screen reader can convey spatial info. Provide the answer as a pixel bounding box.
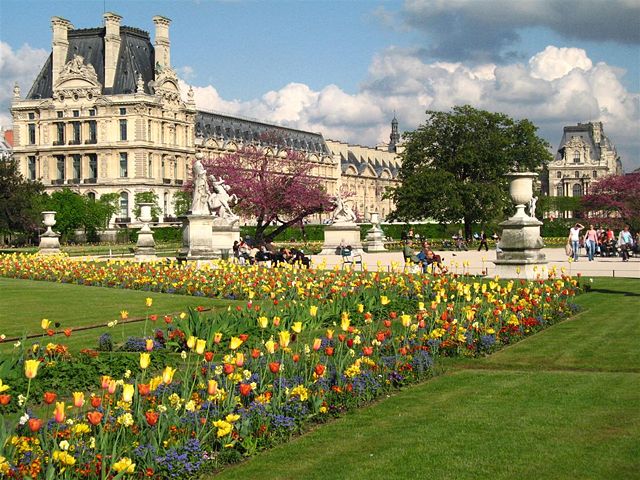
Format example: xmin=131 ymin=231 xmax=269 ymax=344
xmin=51 ymin=16 xmax=73 ymax=87
xmin=153 ymin=16 xmax=171 ymax=71
xmin=103 ymin=12 xmax=122 ymax=90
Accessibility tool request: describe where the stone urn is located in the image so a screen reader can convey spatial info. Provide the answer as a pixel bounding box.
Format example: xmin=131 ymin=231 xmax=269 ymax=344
xmin=135 ymin=203 xmax=156 ymax=261
xmin=364 ymin=212 xmax=386 ymax=252
xmin=507 ymin=172 xmax=537 ymax=220
xmin=39 ymin=211 xmax=61 ymax=254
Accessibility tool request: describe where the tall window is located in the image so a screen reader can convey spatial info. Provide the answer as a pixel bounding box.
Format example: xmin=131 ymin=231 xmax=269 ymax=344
xmin=147 ymin=154 xmax=153 ymax=178
xmin=573 ymin=151 xmax=580 ymax=163
xmin=119 ymin=153 xmax=128 ymax=178
xmin=119 ymin=192 xmax=129 ymax=218
xmin=556 ymin=171 xmax=562 ymax=178
xmin=173 ymin=159 xmax=178 ymax=179
xmin=28 ymin=124 xmax=36 ymax=145
xmin=575 ymin=171 xmax=580 ymax=178
xmin=164 ymin=192 xmax=169 ymax=217
xmin=88 ymin=154 xmax=98 ymax=180
xmin=56 ymin=155 xmax=65 ymax=180
xmin=119 ymin=119 xmax=127 ymax=141
xmin=147 ymin=120 xmax=152 ymax=141
xmin=88 ymin=120 xmax=97 ymax=143
xmin=161 ymin=156 xmax=166 ymax=177
xmin=55 ymin=123 xmax=65 ymax=145
xmin=87 ymin=192 xmax=96 ymax=201
xmin=593 ymin=171 xmax=598 ymax=179
xmin=556 ymin=184 xmax=564 ymax=197
xmin=28 ymin=156 xmax=36 ymax=180
xmin=572 ymin=184 xmax=583 ymax=197
xmin=72 ymin=155 xmax=81 ymax=180
xmin=72 ymin=121 xmax=81 ymax=144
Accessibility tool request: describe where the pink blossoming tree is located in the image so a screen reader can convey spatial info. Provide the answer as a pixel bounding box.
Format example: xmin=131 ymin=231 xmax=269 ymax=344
xmin=198 ymin=145 xmax=333 ymax=243
xmin=582 ymin=173 xmax=640 ymax=229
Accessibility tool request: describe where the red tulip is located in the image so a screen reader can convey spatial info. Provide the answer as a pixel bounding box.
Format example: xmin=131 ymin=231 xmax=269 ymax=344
xmin=324 ymin=347 xmax=334 ymax=356
xmin=338 ymin=334 xmax=346 ymax=342
xmin=383 ymin=320 xmax=392 ymax=328
xmin=0 ymin=394 xmax=11 ymax=405
xmin=204 ymin=351 xmax=214 ymax=362
xmin=362 ymin=346 xmax=374 ymax=356
xmin=149 ymin=314 xmax=158 ymax=322
xmin=239 ymin=334 xmax=249 ymax=342
xmin=64 ymin=328 xmax=72 ymax=337
xmin=164 ymin=315 xmax=172 ymax=324
xmin=223 ymin=363 xmax=234 ymax=375
xmin=239 ymin=383 xmax=252 ymax=396
xmin=268 ymin=362 xmax=280 ymax=374
xmin=90 ymin=396 xmax=102 ymax=408
xmin=87 ymin=411 xmax=103 ymax=426
xmin=43 ymin=391 xmax=57 ymax=404
xmin=346 ymin=339 xmax=354 ymax=348
xmin=389 ymin=312 xmax=397 ymax=319
xmin=251 ymin=348 xmax=261 ymax=359
xmin=28 ymin=418 xmax=43 ymax=432
xmin=145 ymin=411 xmax=159 ymax=426
xmin=47 ymin=329 xmax=55 ymax=336
xmin=376 ymin=332 xmax=386 ymax=342
xmin=314 ymin=364 xmax=326 ymax=376
xmin=138 ymin=384 xmax=150 ymax=396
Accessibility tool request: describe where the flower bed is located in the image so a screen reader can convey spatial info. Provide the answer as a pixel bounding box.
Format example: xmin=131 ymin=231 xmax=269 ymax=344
xmin=0 ymin=254 xmax=581 ymax=478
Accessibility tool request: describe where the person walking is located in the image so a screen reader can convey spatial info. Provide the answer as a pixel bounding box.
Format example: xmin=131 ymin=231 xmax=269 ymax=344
xmin=584 ymin=224 xmax=598 ymax=261
xmin=477 ymin=230 xmax=488 ymax=251
xmin=617 ymin=225 xmax=633 ymax=262
xmin=568 ymin=223 xmax=584 ymax=261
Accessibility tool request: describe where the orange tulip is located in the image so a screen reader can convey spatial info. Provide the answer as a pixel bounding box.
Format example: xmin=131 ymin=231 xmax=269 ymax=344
xmin=90 ymin=395 xmax=102 ymax=408
xmin=145 ymin=411 xmax=159 ymax=426
xmin=239 ymin=383 xmax=252 ymax=396
xmin=87 ymin=411 xmax=103 ymax=426
xmin=314 ymin=364 xmax=326 ymax=376
xmin=207 ymin=379 xmax=218 ymax=396
xmin=54 ymin=402 xmax=65 ymax=423
xmin=43 ymin=391 xmax=57 ymax=404
xmin=138 ymin=384 xmax=150 ymax=396
xmin=28 ymin=418 xmax=43 ymax=432
xmin=72 ymin=391 xmax=85 ymax=408
xmin=0 ymin=394 xmax=10 ymax=405
xmin=268 ymin=362 xmax=280 ymax=374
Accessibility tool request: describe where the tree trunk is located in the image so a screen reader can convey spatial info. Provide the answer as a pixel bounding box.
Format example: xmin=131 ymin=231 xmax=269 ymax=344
xmin=464 ymin=218 xmax=472 ymax=241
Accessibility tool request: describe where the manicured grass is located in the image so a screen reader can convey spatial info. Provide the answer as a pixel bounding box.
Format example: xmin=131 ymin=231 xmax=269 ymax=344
xmin=211 ymin=277 xmax=640 ymax=480
xmin=0 ymin=277 xmax=233 ymax=351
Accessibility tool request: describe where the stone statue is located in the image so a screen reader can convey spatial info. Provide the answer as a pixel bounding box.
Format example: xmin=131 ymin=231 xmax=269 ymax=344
xmin=528 ymin=196 xmax=538 ymax=218
xmin=136 ymin=74 xmax=145 ymax=94
xmin=13 ymin=82 xmax=20 ymax=99
xmin=208 ymin=176 xmax=238 ymax=222
xmin=331 ymin=195 xmax=357 ymax=224
xmin=190 ymin=155 xmax=211 ymax=215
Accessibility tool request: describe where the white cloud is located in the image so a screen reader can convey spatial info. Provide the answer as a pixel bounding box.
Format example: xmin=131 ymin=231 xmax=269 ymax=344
xmin=0 ymin=41 xmax=49 ymax=127
xmin=529 ymin=46 xmax=593 ymax=81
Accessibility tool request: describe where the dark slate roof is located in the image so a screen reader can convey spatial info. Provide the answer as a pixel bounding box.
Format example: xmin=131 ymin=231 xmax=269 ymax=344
xmin=27 ymin=26 xmax=155 ymax=99
xmin=195 ymin=110 xmax=331 ymax=155
xmin=555 ymin=124 xmax=605 ymax=161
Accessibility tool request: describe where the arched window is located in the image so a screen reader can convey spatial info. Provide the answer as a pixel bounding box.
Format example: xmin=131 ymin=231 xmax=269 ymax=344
xmin=556 ymin=184 xmax=564 ymax=197
xmin=87 ymin=192 xmax=96 ymax=202
xmin=119 ymin=192 xmax=129 ymax=218
xmin=573 ymin=151 xmax=580 ymax=163
xmin=572 ymin=184 xmax=583 ymax=197
xmin=164 ymin=192 xmax=169 ymax=217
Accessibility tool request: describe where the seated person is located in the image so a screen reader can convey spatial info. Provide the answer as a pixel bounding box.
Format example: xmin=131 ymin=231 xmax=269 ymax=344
xmin=417 ymin=248 xmax=445 ymax=274
xmin=402 ymin=240 xmax=420 ymax=264
xmin=290 ymin=248 xmax=310 ymax=268
xmin=255 ymin=245 xmax=272 ymax=262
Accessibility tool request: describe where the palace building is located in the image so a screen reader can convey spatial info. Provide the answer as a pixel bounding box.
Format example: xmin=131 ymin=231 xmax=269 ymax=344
xmin=544 ymin=121 xmax=623 ymax=198
xmin=11 ymin=13 xmax=401 ymax=225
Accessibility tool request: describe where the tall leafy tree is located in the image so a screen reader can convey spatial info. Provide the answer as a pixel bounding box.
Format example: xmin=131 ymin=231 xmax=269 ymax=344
xmin=389 ymin=105 xmax=552 ymax=239
xmin=0 ymin=157 xmax=44 ymax=243
xmin=197 ymin=145 xmax=332 ymax=243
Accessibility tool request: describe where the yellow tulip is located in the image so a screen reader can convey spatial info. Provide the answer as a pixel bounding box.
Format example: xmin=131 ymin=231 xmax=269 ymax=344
xmin=401 ymin=314 xmax=412 ymax=327
xmin=72 ymin=391 xmax=85 ymax=408
xmin=145 ymin=297 xmax=153 ymax=307
xmin=264 ymin=338 xmax=276 ymax=354
xmin=207 ymin=379 xmax=218 ymax=395
xmin=145 ymin=339 xmax=154 ymax=352
xmin=357 ymin=304 xmax=364 ymax=313
xmin=380 ymin=296 xmax=390 ymax=305
xmin=140 ymin=352 xmax=151 ymax=370
xmin=162 ymin=366 xmax=176 ymax=384
xmin=195 ymin=339 xmax=206 ymax=355
xmin=312 ymin=338 xmax=322 ymax=351
xmin=341 ymin=314 xmax=350 ymax=332
xmin=187 ymin=336 xmax=196 ymax=350
xmin=291 ymin=322 xmax=303 ymax=334
xmin=41 ymin=318 xmax=51 ymax=330
xmin=257 ymin=316 xmax=269 ymax=329
xmin=24 ymin=359 xmax=41 ymax=379
xmin=213 ymin=332 xmax=223 ymax=344
xmin=279 ymin=331 xmax=291 ymax=348
xmin=309 ymin=305 xmax=318 ymax=317
xmin=112 ymin=457 xmax=136 ymax=474
xmin=418 ymin=302 xmax=425 ymax=310
xmin=229 ymin=337 xmax=243 ymax=350
xmin=54 ymin=401 xmax=65 ymax=423
xmin=120 ymin=310 xmax=129 ymax=320
xmin=122 ymin=384 xmax=134 ymax=403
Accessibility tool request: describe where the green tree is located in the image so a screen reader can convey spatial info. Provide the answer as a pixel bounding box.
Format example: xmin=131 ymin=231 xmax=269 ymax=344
xmin=0 ymin=157 xmax=45 ymax=243
xmin=389 ymin=105 xmax=552 ymax=239
xmin=133 ymin=191 xmax=162 ymax=221
xmin=172 ymin=190 xmax=191 ymax=218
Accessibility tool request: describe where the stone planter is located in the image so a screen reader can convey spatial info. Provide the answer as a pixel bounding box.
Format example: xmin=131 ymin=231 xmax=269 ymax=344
xmin=135 ymin=203 xmax=156 ymax=261
xmin=506 ymin=172 xmax=537 ymax=220
xmin=39 ymin=211 xmax=61 ymax=255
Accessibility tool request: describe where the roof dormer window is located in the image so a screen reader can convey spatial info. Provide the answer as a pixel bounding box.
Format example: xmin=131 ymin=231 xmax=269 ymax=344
xmin=573 ymin=151 xmax=580 ymax=163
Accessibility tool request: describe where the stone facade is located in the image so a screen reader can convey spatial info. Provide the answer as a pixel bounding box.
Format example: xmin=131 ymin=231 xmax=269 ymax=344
xmin=11 ymin=13 xmax=401 ymax=226
xmin=544 ymin=121 xmax=623 ymax=199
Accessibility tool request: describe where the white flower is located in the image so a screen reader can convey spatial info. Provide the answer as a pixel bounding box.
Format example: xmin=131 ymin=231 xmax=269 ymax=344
xmin=17 ymin=394 xmax=26 ymax=406
xmin=13 ymin=341 xmax=21 ymax=348
xmin=59 ymin=440 xmax=70 ymax=451
xmin=19 ymin=413 xmax=29 ymax=425
xmin=124 ymin=369 xmax=131 ymax=379
xmin=89 ymin=436 xmax=96 ymax=449
xmin=107 ymin=320 xmax=118 ymax=328
xmin=180 ymin=350 xmax=187 ymax=360
xmin=157 ymin=404 xmax=167 ymax=413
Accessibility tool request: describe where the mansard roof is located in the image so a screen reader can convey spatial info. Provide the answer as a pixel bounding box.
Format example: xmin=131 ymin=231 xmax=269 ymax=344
xmin=555 ymin=123 xmax=616 ymax=162
xmin=27 ymin=26 xmax=155 ymax=99
xmin=195 ymin=110 xmax=331 ymax=155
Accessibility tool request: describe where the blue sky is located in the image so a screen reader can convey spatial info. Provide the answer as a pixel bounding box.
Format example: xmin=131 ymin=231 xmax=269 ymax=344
xmin=1 ymin=0 xmax=638 ymax=169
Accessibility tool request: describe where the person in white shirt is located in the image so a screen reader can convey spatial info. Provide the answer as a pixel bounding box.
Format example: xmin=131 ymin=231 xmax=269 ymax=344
xmin=567 ymin=223 xmax=584 ymax=261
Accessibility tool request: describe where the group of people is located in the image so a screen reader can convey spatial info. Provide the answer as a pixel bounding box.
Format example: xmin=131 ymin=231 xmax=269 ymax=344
xmin=568 ymin=223 xmax=637 ymax=262
xmin=403 ymin=239 xmax=447 ymax=274
xmin=232 ymin=238 xmax=310 ymax=267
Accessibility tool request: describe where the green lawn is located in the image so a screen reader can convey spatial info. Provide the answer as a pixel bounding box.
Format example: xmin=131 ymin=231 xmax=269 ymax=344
xmin=0 ymin=277 xmax=233 ymax=351
xmin=212 ymin=278 xmax=640 ymax=480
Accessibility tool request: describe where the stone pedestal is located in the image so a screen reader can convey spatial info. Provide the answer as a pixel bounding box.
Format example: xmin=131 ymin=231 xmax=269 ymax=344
xmin=320 ymin=224 xmax=363 ymax=255
xmin=135 ymin=203 xmax=157 ymax=261
xmin=177 ymin=214 xmax=216 ymax=261
xmin=493 ymin=172 xmax=548 ymax=279
xmin=211 ymin=220 xmax=241 ymax=260
xmin=364 ymin=213 xmax=386 ymax=252
xmin=38 ymin=211 xmax=61 ymax=255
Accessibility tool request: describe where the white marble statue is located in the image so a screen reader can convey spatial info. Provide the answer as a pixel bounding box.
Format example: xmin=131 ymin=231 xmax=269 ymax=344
xmin=528 ymin=196 xmax=538 ymax=218
xmin=208 ymin=176 xmax=239 ymax=222
xmin=190 ymin=155 xmax=211 ymax=215
xmin=331 ymin=195 xmax=357 ymax=224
